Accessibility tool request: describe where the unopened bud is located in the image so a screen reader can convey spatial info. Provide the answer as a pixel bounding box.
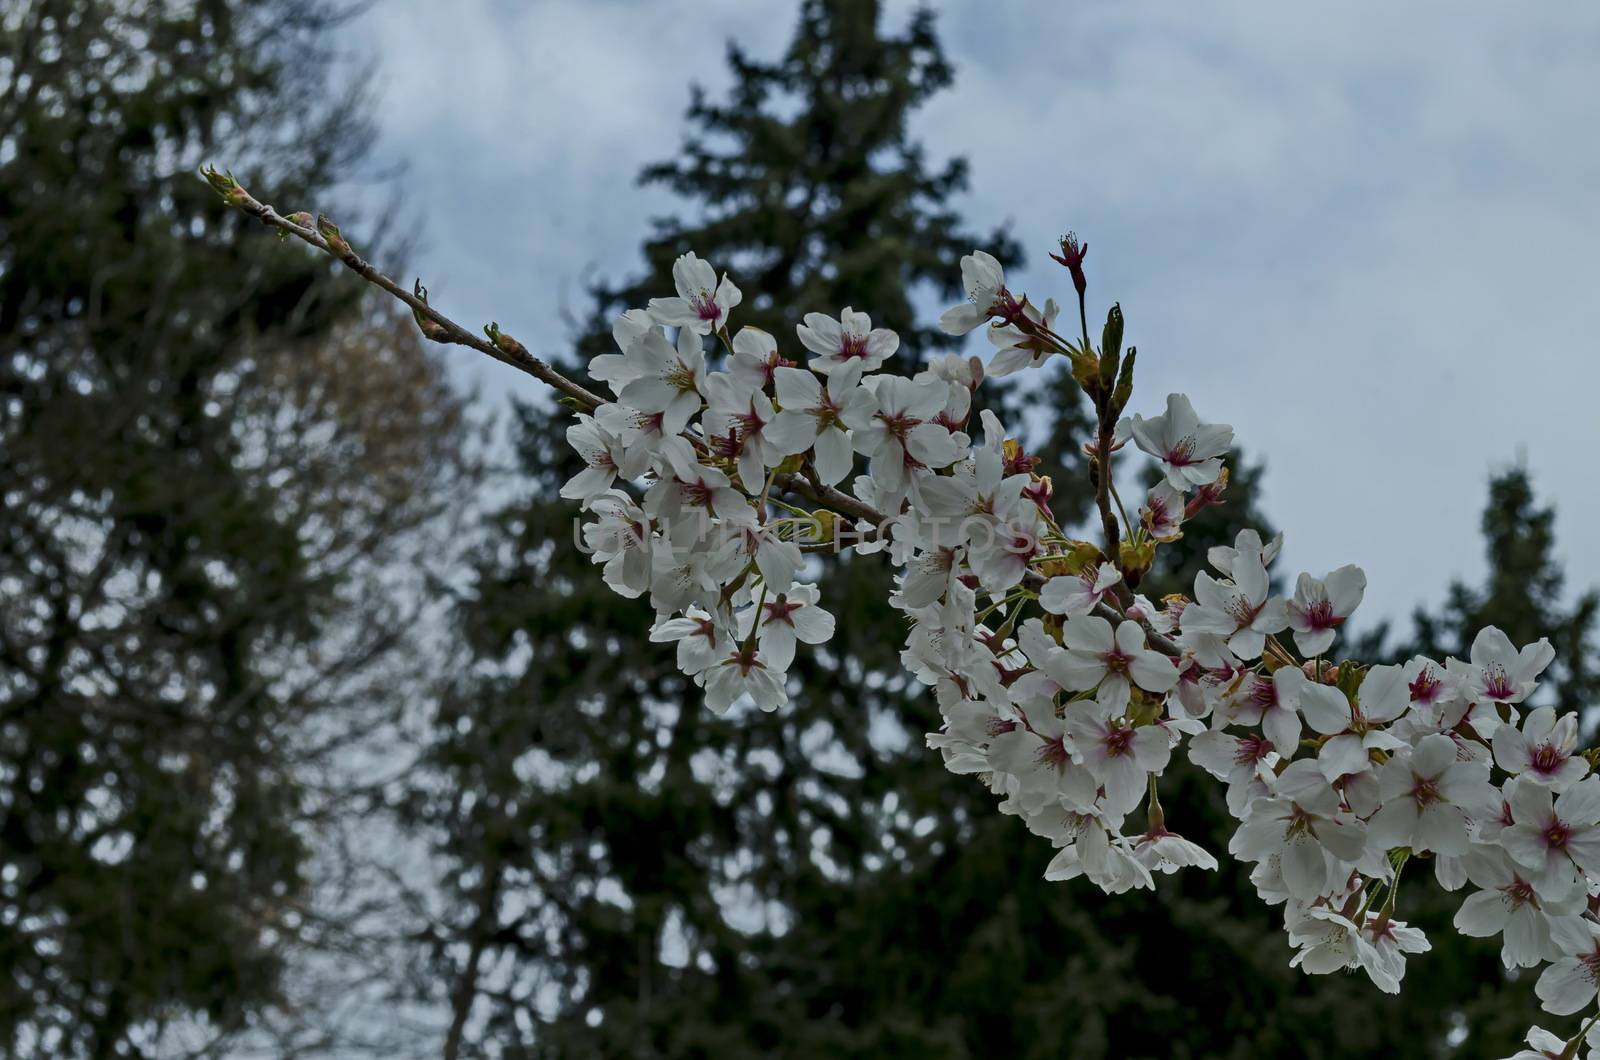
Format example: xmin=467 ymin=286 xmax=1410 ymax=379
xmin=484 ymin=322 xmax=528 ymax=358
xmin=1111 ymin=346 xmax=1137 ymax=415
xmin=316 ymin=214 xmax=354 ymax=259
xmin=1062 ymin=539 xmax=1102 ymax=574
xmin=1069 ymin=345 xmax=1099 ymax=392
xmin=806 ymin=509 xmax=838 ymax=545
xmin=277 ymin=211 xmax=313 ymax=242
xmin=1034 ymin=557 xmax=1075 ymax=579
xmin=1098 ymin=304 xmax=1123 ymax=388
xmin=201 ymin=165 xmax=252 ymax=208
xmin=1023 ymin=476 xmax=1054 ymax=521
xmin=410 ymin=280 xmax=451 ymax=343
xmin=1117 ymin=537 xmax=1155 ymax=587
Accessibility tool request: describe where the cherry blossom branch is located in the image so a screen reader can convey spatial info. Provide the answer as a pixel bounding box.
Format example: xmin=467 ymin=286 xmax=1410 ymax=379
xmin=204 ymin=168 xmax=1179 ymax=655
xmin=205 ymin=169 xmax=607 ymax=409
xmin=201 ymin=167 xmax=895 ymax=540
xmin=210 ymin=169 xmax=1600 ymax=1050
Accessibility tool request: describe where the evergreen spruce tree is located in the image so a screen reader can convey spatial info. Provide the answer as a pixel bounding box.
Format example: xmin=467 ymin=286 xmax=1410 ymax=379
xmin=1406 ymin=467 xmax=1600 ymax=714
xmin=0 ymin=2 xmax=471 ymax=1053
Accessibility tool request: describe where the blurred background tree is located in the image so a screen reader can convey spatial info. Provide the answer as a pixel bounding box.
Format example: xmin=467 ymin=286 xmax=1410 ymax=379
xmin=0 ymin=0 xmax=474 ymax=1054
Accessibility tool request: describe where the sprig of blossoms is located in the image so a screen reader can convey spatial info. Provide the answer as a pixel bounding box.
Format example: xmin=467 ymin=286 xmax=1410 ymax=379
xmin=204 ymin=172 xmax=1600 ymax=1058
xmin=560 ymin=242 xmax=1599 ymax=1058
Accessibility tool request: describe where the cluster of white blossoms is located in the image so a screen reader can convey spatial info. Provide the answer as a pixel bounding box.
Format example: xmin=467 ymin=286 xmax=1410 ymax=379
xmin=201 ymin=166 xmax=1596 ymax=1058
xmin=562 ymin=242 xmax=1600 ymax=1059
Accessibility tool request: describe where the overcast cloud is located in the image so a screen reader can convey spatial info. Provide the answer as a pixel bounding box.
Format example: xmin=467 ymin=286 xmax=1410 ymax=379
xmin=347 ymin=0 xmax=1600 ymax=633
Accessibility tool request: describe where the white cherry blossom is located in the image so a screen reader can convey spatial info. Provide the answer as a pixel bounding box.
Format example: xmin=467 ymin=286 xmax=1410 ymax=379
xmin=1066 ymin=703 xmax=1172 ymax=816
xmin=1502 ymin=779 xmax=1600 ymax=895
xmin=1039 ymin=562 xmax=1122 ymax=618
xmin=1368 ymin=733 xmax=1496 ymax=856
xmin=702 ymin=371 xmax=785 ymax=492
xmin=1180 ymin=546 xmax=1287 ymax=660
xmin=1453 ymin=625 xmax=1557 ymax=710
xmin=938 ymin=250 xmax=1011 ymax=335
xmin=853 ymin=375 xmax=962 ymax=492
xmin=649 ymin=607 xmax=727 ymax=676
xmin=1454 ymin=847 xmax=1586 ymax=970
xmin=729 ymin=325 xmax=788 ymax=389
xmin=796 ymin=307 xmax=899 ymax=373
xmin=767 ymin=361 xmax=876 ymax=485
xmin=617 ymin=327 xmax=707 ymax=435
xmin=1129 ymin=393 xmax=1233 ymax=491
xmin=1285 ymin=564 xmax=1366 ymax=657
xmin=560 ymin=414 xmax=628 ymax=503
xmin=1536 ymin=920 xmax=1600 ymax=1016
xmin=648 ymin=251 xmax=742 ymax=335
xmin=703 ymin=645 xmax=787 ymax=714
xmin=1230 ymin=760 xmax=1368 ymax=900
xmin=1048 ymin=616 xmax=1179 ymax=713
xmin=743 ymin=582 xmax=835 ymax=670
xmin=1496 ymin=707 xmax=1591 ymax=791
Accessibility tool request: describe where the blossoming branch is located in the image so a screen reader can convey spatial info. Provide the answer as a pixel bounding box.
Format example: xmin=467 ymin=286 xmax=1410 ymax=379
xmin=206 ymin=166 xmax=1600 ymax=1060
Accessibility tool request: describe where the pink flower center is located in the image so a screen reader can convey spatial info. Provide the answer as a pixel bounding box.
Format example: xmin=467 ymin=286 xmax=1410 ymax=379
xmin=1480 ymin=662 xmax=1517 ymax=701
xmin=734 ymin=406 xmax=768 ymax=436
xmin=664 ymin=360 xmax=699 ymax=392
xmin=1248 ymin=677 xmax=1278 ymax=711
xmin=1036 ymin=735 xmax=1071 ymax=768
xmin=1303 ymin=599 xmax=1341 ymax=631
xmin=1165 ymin=436 xmax=1198 ymax=467
xmin=1409 ymin=775 xmax=1443 ymax=807
xmin=1581 ymin=949 xmax=1600 ymax=985
xmin=707 ymin=429 xmax=743 ymax=459
xmin=1226 ymin=593 xmax=1263 ymax=627
xmin=763 ymin=599 xmax=803 ymax=627
xmin=1103 ymin=724 xmax=1136 ymax=759
xmin=730 ymin=646 xmax=763 ymax=676
xmin=987 ymin=716 xmax=1018 ymax=738
xmin=1503 ymin=878 xmax=1537 ymax=909
xmin=1408 ymin=668 xmax=1442 ymax=704
xmin=839 ymin=333 xmax=870 ymax=360
xmin=1544 ymin=819 xmax=1571 ymax=851
xmin=1234 ymin=734 xmax=1273 ymax=765
xmin=693 ymin=617 xmax=719 ymax=647
xmin=876 ymin=410 xmax=922 ymax=441
xmin=690 ymin=291 xmax=722 ymax=324
xmin=1529 ymin=744 xmax=1566 ymax=777
xmin=681 ymin=478 xmax=717 ymax=508
xmin=813 ymin=393 xmax=843 ymax=431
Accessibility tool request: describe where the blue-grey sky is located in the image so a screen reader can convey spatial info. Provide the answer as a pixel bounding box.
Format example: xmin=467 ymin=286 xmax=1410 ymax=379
xmin=348 ymin=0 xmax=1600 ymax=633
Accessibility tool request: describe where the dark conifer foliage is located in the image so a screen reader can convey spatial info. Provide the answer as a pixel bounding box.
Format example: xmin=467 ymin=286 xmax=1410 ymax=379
xmin=0 ymin=2 xmax=471 ymax=1053
xmin=1405 ymin=468 xmax=1600 ymax=716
